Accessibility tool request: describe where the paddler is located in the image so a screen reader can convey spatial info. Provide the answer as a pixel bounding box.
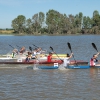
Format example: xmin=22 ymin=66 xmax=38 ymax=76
xmin=12 ymin=49 xmax=18 ymax=58
xmin=90 ymin=52 xmax=100 ymax=66
xmin=47 ymin=52 xmax=54 ymax=62
xmin=19 ymin=46 xmax=26 ymax=54
xmin=25 ymin=52 xmax=32 ymax=62
xmin=63 ymin=53 xmax=73 ymax=68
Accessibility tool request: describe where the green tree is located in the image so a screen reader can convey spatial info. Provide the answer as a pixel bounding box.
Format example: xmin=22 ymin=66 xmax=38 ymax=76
xmin=39 ymin=12 xmax=45 ymax=27
xmin=83 ymin=16 xmax=92 ymax=29
xmin=26 ymin=18 xmax=34 ymax=34
xmin=32 ymin=13 xmax=39 ymax=33
xmin=92 ymin=10 xmax=100 ymax=26
xmin=46 ymin=9 xmax=66 ymax=34
xmin=92 ymin=10 xmax=100 ymax=34
xmin=11 ymin=15 xmax=26 ymax=34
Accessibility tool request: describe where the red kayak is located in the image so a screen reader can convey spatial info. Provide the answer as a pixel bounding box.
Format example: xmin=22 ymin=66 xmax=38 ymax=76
xmin=0 ymin=59 xmax=88 ymax=65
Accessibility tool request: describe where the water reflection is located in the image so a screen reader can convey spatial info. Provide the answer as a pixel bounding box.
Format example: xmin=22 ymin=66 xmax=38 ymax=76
xmin=90 ymin=67 xmax=100 ymax=78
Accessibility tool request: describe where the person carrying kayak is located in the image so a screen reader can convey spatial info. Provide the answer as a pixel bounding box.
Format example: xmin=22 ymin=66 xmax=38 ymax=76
xmin=90 ymin=52 xmax=100 ymax=66
xmin=63 ymin=53 xmax=73 ymax=68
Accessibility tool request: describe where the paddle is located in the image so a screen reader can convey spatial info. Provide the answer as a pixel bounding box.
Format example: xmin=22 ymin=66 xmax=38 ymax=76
xmin=32 ymin=44 xmax=48 ymax=54
xmin=16 ymin=45 xmax=21 ymax=49
xmin=92 ymin=43 xmax=98 ymax=52
xmin=29 ymin=46 xmax=33 ymax=52
xmin=8 ymin=44 xmax=15 ymax=49
xmin=67 ymin=42 xmax=78 ymax=66
xmin=32 ymin=44 xmax=39 ymax=48
xmin=50 ymin=46 xmax=63 ymax=62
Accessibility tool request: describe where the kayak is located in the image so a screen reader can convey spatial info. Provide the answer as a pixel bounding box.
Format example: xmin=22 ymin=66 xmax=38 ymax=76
xmin=27 ymin=63 xmax=59 ymax=69
xmin=67 ymin=65 xmax=90 ymax=69
xmin=38 ymin=66 xmax=58 ymax=69
xmin=0 ymin=54 xmax=67 ymax=60
xmin=0 ymin=58 xmax=88 ymax=65
xmin=90 ymin=65 xmax=100 ymax=68
xmin=0 ymin=53 xmax=88 ymax=65
xmin=38 ymin=63 xmax=59 ymax=69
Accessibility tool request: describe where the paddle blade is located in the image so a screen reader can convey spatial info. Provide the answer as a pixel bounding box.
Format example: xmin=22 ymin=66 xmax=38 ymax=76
xmin=33 ymin=44 xmax=38 ymax=48
xmin=50 ymin=46 xmax=53 ymax=51
xmin=29 ymin=46 xmax=32 ymax=51
xmin=92 ymin=43 xmax=98 ymax=52
xmin=67 ymin=42 xmax=72 ymax=52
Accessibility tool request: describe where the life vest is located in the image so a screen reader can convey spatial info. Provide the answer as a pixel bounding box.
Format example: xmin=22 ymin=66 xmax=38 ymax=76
xmin=47 ymin=55 xmax=52 ymax=62
xmin=90 ymin=58 xmax=98 ymax=66
xmin=90 ymin=58 xmax=94 ymax=66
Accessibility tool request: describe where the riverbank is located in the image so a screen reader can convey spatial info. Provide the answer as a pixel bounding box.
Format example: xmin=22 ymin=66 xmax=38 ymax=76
xmin=0 ymin=29 xmax=96 ymax=36
xmin=0 ymin=29 xmax=14 ymax=34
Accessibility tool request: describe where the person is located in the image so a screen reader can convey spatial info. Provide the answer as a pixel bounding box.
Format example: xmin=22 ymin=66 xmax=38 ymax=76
xmin=90 ymin=52 xmax=100 ymax=66
xmin=63 ymin=53 xmax=73 ymax=68
xmin=47 ymin=52 xmax=54 ymax=62
xmin=36 ymin=47 xmax=43 ymax=54
xmin=12 ymin=49 xmax=18 ymax=58
xmin=31 ymin=48 xmax=37 ymax=59
xmin=26 ymin=52 xmax=32 ymax=62
xmin=19 ymin=46 xmax=26 ymax=54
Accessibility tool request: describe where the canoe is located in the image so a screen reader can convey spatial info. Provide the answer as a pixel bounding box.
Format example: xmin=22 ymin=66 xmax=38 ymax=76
xmin=67 ymin=65 xmax=90 ymax=69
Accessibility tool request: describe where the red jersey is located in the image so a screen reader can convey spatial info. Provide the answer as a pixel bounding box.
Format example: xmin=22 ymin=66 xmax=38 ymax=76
xmin=47 ymin=55 xmax=52 ymax=62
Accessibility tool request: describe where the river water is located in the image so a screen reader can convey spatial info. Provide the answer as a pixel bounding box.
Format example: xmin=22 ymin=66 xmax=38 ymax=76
xmin=0 ymin=35 xmax=100 ymax=100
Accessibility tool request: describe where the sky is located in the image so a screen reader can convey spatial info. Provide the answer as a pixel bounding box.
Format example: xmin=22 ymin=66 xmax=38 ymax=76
xmin=0 ymin=0 xmax=100 ymax=28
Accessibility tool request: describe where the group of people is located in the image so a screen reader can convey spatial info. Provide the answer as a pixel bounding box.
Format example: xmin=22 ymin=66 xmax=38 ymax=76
xmin=46 ymin=51 xmax=100 ymax=67
xmin=12 ymin=46 xmax=100 ymax=67
xmin=12 ymin=46 xmax=26 ymax=58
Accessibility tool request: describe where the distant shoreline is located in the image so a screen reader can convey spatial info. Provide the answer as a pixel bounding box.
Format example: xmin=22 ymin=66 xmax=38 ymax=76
xmin=0 ymin=29 xmax=97 ymax=36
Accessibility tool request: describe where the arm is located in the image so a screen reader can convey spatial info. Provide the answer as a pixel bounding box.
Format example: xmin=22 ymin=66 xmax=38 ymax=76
xmin=96 ymin=52 xmax=100 ymax=56
xmin=68 ymin=53 xmax=73 ymax=59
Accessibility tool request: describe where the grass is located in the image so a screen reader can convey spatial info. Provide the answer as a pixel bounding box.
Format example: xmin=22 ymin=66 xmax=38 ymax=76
xmin=0 ymin=30 xmax=14 ymax=34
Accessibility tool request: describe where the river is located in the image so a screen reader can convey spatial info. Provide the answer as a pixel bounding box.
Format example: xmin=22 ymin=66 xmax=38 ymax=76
xmin=0 ymin=35 xmax=100 ymax=100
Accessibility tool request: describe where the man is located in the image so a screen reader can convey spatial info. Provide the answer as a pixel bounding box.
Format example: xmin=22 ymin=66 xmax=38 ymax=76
xmin=63 ymin=53 xmax=73 ymax=68
xmin=47 ymin=52 xmax=54 ymax=62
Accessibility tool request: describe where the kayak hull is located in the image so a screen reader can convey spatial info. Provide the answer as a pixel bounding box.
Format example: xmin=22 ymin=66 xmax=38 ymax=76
xmin=27 ymin=63 xmax=59 ymax=69
xmin=0 ymin=57 xmax=88 ymax=65
xmin=38 ymin=66 xmax=59 ymax=69
xmin=67 ymin=65 xmax=90 ymax=69
xmin=90 ymin=66 xmax=100 ymax=68
xmin=0 ymin=60 xmax=88 ymax=65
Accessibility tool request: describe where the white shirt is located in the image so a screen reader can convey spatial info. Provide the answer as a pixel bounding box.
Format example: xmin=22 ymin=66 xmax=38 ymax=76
xmin=63 ymin=57 xmax=70 ymax=67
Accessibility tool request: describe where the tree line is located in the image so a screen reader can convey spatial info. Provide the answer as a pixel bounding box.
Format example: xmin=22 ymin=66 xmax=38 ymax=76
xmin=11 ymin=9 xmax=100 ymax=35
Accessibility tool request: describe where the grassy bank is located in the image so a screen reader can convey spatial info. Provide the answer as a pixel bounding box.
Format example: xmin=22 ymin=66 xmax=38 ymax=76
xmin=0 ymin=30 xmax=14 ymax=34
